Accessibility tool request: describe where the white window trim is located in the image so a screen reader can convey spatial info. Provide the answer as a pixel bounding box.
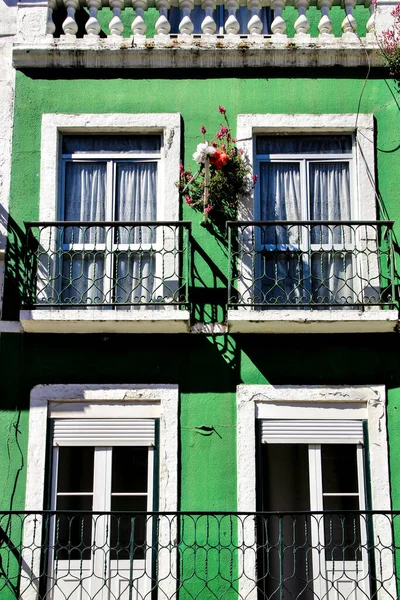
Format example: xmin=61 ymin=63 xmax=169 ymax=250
xmin=22 ymin=383 xmax=179 ymax=600
xmin=20 ymin=113 xmax=190 ymax=332
xmin=40 ymin=113 xmax=181 ymax=222
xmin=236 ymin=384 xmax=395 ymax=600
xmin=230 ymin=115 xmax=400 ymax=333
xmin=237 ymin=113 xmax=376 ymax=221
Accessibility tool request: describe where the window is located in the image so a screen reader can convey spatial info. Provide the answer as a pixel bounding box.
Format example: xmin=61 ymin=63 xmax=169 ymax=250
xmin=22 ymin=384 xmax=178 ymax=600
xmin=59 ymin=134 xmax=161 ymax=306
xmin=255 ymin=134 xmax=357 ymax=307
xmin=259 ymin=421 xmax=368 ymax=598
xmin=49 ymin=421 xmax=156 ymax=599
xmin=32 ymin=113 xmax=186 ymax=313
xmin=236 ymin=385 xmax=395 ymax=599
xmin=231 ymin=115 xmax=396 ymax=318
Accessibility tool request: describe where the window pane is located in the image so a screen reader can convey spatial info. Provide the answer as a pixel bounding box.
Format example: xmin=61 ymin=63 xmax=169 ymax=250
xmin=57 ymin=447 xmax=94 ymax=493
xmin=260 ymin=162 xmax=301 ymax=224
xmin=114 ymin=253 xmax=155 ymax=305
xmin=63 ymin=163 xmax=106 ymax=252
xmin=62 ymin=135 xmax=161 ymax=154
xmin=110 ymin=496 xmax=148 ymax=560
xmin=309 ymin=162 xmax=351 ymax=244
xmin=322 ymin=445 xmax=358 ymax=494
xmin=323 ymin=497 xmax=361 ymax=561
xmin=55 ymin=496 xmax=93 ymax=561
xmin=256 ymin=135 xmax=352 ymax=155
xmin=61 ymin=253 xmax=106 ymax=306
xmin=259 ymin=444 xmax=312 ymax=599
xmin=116 ymin=162 xmax=157 ymax=228
xmin=112 ymin=447 xmax=148 ymax=493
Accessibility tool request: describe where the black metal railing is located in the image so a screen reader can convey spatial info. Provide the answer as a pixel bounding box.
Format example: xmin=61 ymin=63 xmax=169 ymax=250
xmin=0 ymin=511 xmax=399 ymax=599
xmin=227 ymin=221 xmax=397 ymax=309
xmin=23 ymin=221 xmax=191 ymax=308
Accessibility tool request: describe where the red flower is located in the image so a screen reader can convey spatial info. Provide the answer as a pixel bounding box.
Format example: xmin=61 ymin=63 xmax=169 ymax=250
xmin=200 ymin=125 xmax=207 ymax=134
xmin=210 ymin=150 xmax=230 ymax=170
xmin=218 ymin=105 xmax=226 ymax=115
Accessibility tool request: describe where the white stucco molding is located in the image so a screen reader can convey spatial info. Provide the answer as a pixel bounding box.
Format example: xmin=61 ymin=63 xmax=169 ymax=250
xmin=374 ymin=0 xmax=399 ymax=36
xmin=12 ymin=45 xmax=383 ymax=70
xmin=237 ymin=113 xmax=376 ymax=221
xmin=22 ymin=383 xmax=179 ymax=600
xmin=26 ymin=383 xmax=179 ymax=513
xmin=39 ymin=112 xmax=181 ymax=223
xmin=237 ymin=384 xmax=390 ymax=513
xmin=236 ymin=384 xmax=394 ymax=600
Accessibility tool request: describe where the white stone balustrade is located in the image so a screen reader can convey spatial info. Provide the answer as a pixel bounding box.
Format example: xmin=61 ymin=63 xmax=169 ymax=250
xmin=13 ymin=0 xmax=399 ymax=65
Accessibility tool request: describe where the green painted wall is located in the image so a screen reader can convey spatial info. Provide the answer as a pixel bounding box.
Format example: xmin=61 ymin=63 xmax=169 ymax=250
xmin=2 ymin=68 xmax=400 ymax=547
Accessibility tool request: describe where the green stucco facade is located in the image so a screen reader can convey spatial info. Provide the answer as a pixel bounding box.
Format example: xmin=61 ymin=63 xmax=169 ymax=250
xmin=1 ymin=66 xmax=400 ymax=599
xmin=2 ymin=68 xmax=400 ymax=512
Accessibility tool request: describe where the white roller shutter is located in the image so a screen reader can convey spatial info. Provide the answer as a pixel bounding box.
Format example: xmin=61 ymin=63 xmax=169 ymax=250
xmin=53 ymin=418 xmax=155 ymax=446
xmin=260 ymin=419 xmax=364 ymax=444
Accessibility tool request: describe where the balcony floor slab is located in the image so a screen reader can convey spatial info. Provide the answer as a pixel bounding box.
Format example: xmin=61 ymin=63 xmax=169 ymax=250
xmin=227 ymin=309 xmax=399 ymax=334
xmin=20 ymin=309 xmax=190 ymax=334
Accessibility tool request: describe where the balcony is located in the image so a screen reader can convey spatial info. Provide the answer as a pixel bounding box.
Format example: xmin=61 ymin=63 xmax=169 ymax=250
xmin=20 ymin=221 xmax=191 ymax=333
xmin=12 ymin=0 xmax=387 ymax=70
xmin=227 ymin=221 xmax=399 ymax=333
xmin=1 ymin=510 xmax=397 ymax=599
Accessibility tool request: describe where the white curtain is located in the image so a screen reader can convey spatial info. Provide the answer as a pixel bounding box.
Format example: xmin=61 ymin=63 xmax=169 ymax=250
xmin=258 ymin=160 xmax=354 ymax=307
xmin=309 ymin=162 xmax=354 ymax=306
xmin=61 ymin=160 xmax=157 ymax=306
xmin=115 ymin=163 xmax=157 ymax=307
xmin=259 ymin=163 xmax=304 ymax=305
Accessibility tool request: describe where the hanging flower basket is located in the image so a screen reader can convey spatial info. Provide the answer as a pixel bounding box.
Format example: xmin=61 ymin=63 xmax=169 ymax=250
xmin=177 ymin=106 xmax=257 ymax=224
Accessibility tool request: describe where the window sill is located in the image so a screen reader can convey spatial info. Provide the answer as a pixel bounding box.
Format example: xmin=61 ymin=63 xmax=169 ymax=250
xmin=20 ymin=309 xmax=190 ymax=334
xmin=227 ymin=309 xmax=399 ymax=334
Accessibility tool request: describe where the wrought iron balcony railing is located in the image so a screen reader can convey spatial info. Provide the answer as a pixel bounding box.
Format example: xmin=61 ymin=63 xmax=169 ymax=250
xmin=0 ymin=511 xmax=398 ymax=600
xmin=23 ymin=221 xmax=191 ymax=309
xmin=227 ymin=221 xmax=397 ymax=309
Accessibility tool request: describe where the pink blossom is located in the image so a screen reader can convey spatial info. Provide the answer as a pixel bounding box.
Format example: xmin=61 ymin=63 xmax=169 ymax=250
xmin=218 ymin=105 xmax=226 ymax=115
xmin=200 ymin=125 xmax=207 ymax=135
xmin=252 ymin=174 xmax=258 ymax=184
xmin=185 ymin=196 xmax=193 ymax=206
xmin=216 ymin=125 xmax=229 ymax=140
xmin=204 ymin=205 xmax=213 ymax=213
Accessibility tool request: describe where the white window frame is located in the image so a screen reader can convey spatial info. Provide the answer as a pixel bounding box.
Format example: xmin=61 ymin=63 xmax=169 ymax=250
xmin=236 ymin=384 xmax=395 ymax=600
xmin=237 ymin=113 xmax=376 ymax=222
xmin=22 ymin=383 xmax=179 ymax=600
xmin=40 ymin=113 xmax=181 ymax=223
xmin=20 ymin=113 xmax=192 ymax=330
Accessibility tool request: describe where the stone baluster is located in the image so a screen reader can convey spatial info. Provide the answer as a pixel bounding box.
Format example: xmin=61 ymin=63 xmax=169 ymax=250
xmin=294 ymin=0 xmax=310 ymax=38
xmin=62 ymin=0 xmax=79 ymax=36
xmin=47 ymin=0 xmax=56 ymax=35
xmin=366 ymin=1 xmax=375 ymax=40
xmin=86 ymin=0 xmax=102 ymax=35
xmin=132 ymin=0 xmax=148 ymax=37
xmin=201 ymin=0 xmax=217 ymax=34
xmin=318 ymin=0 xmax=333 ymax=38
xmin=155 ymin=0 xmax=171 ymax=36
xmin=179 ymin=0 xmax=195 ymax=36
xmin=271 ymin=0 xmax=287 ymax=37
xmin=109 ymin=0 xmax=124 ymax=35
xmin=342 ymin=0 xmax=358 ymax=40
xmin=247 ymin=0 xmax=263 ymax=35
xmin=224 ymin=0 xmax=240 ymax=34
